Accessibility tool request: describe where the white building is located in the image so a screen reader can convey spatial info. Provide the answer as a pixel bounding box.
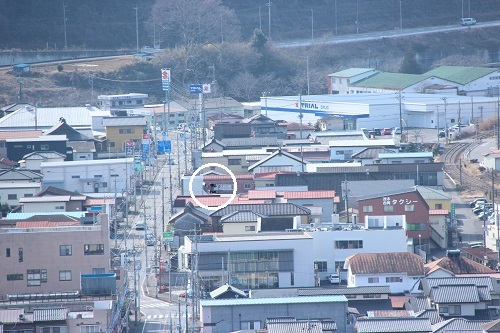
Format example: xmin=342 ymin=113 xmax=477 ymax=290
xmin=97 ymin=93 xmax=148 ymax=111
xmin=40 ymin=158 xmax=134 ymax=193
xmin=0 ymin=182 xmax=41 ymax=208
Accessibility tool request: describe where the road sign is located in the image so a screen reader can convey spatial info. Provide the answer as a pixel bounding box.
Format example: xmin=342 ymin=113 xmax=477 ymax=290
xmin=141 ymin=143 xmax=149 ymax=161
xmin=163 ymin=231 xmax=173 ymax=240
xmin=202 ymin=84 xmax=211 ymax=94
xmin=157 ymin=140 xmax=171 ymax=153
xmin=162 ymin=81 xmax=170 ymax=91
xmin=179 ymin=133 xmax=185 ymax=138
xmin=451 ymin=203 xmax=456 ymax=219
xmin=189 ymin=84 xmax=202 ymax=94
xmin=162 ymin=131 xmax=167 ymax=137
xmin=125 ymin=141 xmax=134 ymax=147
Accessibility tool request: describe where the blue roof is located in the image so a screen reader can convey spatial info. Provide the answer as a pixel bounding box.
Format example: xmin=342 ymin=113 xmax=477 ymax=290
xmin=200 ymin=295 xmax=347 ymax=307
xmin=14 ymin=63 xmax=30 ymax=67
xmin=378 ymin=152 xmax=433 ymax=159
xmin=6 ymin=212 xmax=87 ymax=220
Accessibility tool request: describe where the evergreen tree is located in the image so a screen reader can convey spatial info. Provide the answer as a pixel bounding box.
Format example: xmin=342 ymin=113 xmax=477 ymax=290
xmin=399 ymin=47 xmax=422 ymax=74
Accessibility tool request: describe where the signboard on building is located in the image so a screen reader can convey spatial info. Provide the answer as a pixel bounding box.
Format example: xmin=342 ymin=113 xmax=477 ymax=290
xmin=125 ymin=141 xmax=134 ymax=156
xmin=161 ymin=68 xmax=171 ymax=91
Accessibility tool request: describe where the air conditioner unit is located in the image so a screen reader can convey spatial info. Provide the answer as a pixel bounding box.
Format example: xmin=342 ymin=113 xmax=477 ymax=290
xmin=19 ymin=313 xmax=26 ymax=320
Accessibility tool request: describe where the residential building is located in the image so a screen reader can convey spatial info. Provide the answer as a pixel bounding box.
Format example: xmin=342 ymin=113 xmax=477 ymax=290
xmin=6 ymin=135 xmax=68 ymax=163
xmin=40 ymin=158 xmax=133 ymax=194
xmin=432 ymin=318 xmax=491 ymax=333
xmin=356 ymin=188 xmax=431 ymax=244
xmin=253 ymin=171 xmax=296 ymax=188
xmin=200 ymin=295 xmax=348 ymax=333
xmin=202 ymin=173 xmax=254 ymax=194
xmin=330 ymin=139 xmax=397 ymax=161
xmin=0 ymin=213 xmax=110 ymax=296
xmin=202 ymin=137 xmax=280 ymax=152
xmin=345 ymin=252 xmax=425 ymax=293
xmin=179 ymin=232 xmax=316 ymax=290
xmin=327 ymin=68 xmax=378 ymax=94
xmin=18 ymin=186 xmax=87 ymax=213
xmin=355 ymin=317 xmax=432 ymax=333
xmin=248 ymin=149 xmax=307 ymax=173
xmin=285 ymin=122 xmax=315 ymax=139
xmin=201 ymin=149 xmax=270 ymax=175
xmin=20 ymin=151 xmax=66 ymax=171
xmin=379 ymin=152 xmax=434 ymax=164
xmin=131 ymin=101 xmax=190 ymax=131
xmin=0 ymin=182 xmax=41 ymax=208
xmin=425 ymin=250 xmax=496 ymax=278
xmin=0 ymin=130 xmax=42 ymax=158
xmin=97 ymin=93 xmax=148 ymax=111
xmin=483 ymin=150 xmax=500 ymax=171
xmin=0 ymin=168 xmax=43 ymax=184
xmin=213 ymin=114 xmax=287 ymax=140
xmin=102 ymin=116 xmax=147 ymax=153
xmin=352 ymin=147 xmax=398 ymax=165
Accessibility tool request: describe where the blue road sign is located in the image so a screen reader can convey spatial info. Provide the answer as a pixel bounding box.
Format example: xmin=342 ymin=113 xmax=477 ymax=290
xmin=142 ymin=143 xmax=149 ymax=160
xmin=162 ymin=82 xmax=170 ymax=91
xmin=179 ymin=133 xmax=185 ymax=138
xmin=162 ymin=131 xmax=167 ymax=137
xmin=189 ymin=84 xmax=202 ymax=94
xmin=157 ymin=140 xmax=171 ymax=153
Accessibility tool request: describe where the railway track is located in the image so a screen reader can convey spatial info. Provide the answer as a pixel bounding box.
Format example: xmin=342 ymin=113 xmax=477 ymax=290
xmin=443 ymin=131 xmax=496 ymax=195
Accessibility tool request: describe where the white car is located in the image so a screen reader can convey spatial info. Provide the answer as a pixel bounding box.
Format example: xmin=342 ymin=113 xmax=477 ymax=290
xmin=135 ymin=223 xmax=146 ymax=230
xmin=328 ymin=274 xmax=340 ymax=284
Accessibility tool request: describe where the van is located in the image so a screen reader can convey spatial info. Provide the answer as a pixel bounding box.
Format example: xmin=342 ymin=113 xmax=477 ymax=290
xmin=329 ymin=274 xmax=340 ymax=284
xmin=460 ymin=18 xmax=476 ymax=26
xmin=469 ymin=241 xmax=483 ymax=248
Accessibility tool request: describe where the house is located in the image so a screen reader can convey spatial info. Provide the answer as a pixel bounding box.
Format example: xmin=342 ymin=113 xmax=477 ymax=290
xmin=0 ymin=213 xmax=110 ymax=296
xmin=330 ymin=139 xmax=397 ymax=161
xmin=0 ymin=182 xmax=41 ymax=208
xmin=0 ymin=168 xmax=43 ymax=183
xmin=421 ymin=276 xmax=498 ymax=319
xmin=355 ymin=317 xmax=432 ymax=333
xmin=204 ymin=136 xmax=280 ymax=152
xmin=202 ymin=173 xmax=254 ymax=194
xmin=200 ymin=295 xmax=348 ymax=333
xmin=40 ymin=158 xmax=134 ymax=194
xmin=352 ymin=147 xmax=398 ymax=165
xmin=102 ymin=116 xmax=147 ymax=153
xmin=0 ymin=157 xmax=16 ymax=169
xmin=460 ymin=247 xmax=499 ymax=269
xmin=344 ymin=252 xmax=425 ymax=293
xmin=67 ymin=140 xmax=96 ymax=160
xmin=0 ymin=130 xmax=42 ymax=158
xmin=483 ymin=150 xmax=500 ymax=171
xmin=20 ymin=151 xmax=66 ymax=171
xmin=425 ymin=250 xmax=496 ymax=278
xmin=310 ymin=130 xmax=367 ymax=145
xmin=283 ymin=145 xmax=331 ymax=163
xmin=266 ymin=318 xmax=338 ymax=333
xmin=179 ymin=232 xmax=316 ymax=289
xmin=6 ymin=135 xmax=68 ymax=163
xmin=432 ymin=318 xmax=491 ymax=333
xmin=378 ymin=152 xmax=434 ymax=165
xmin=97 ymin=93 xmax=148 ymax=111
xmin=253 ymin=171 xmax=296 ymax=188
xmin=248 ymin=148 xmax=307 ymax=173
xmin=45 ymin=119 xmax=96 ymax=160
xmin=201 ymin=149 xmax=271 ymax=175
xmin=18 ymin=186 xmax=87 ymax=213
xmin=285 ymin=122 xmax=315 ymax=139
xmin=209 ymin=284 xmax=247 ymax=299
xmin=357 ymin=188 xmax=431 ymax=245
xmin=169 ymin=202 xmax=209 ymax=249
xmin=327 ymin=68 xmax=378 ymax=94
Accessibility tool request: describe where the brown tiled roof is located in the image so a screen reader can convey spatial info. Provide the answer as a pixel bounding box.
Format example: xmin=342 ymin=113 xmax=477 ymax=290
xmin=16 ymin=221 xmax=80 ymax=228
xmin=389 ymin=296 xmax=411 ymax=309
xmin=203 ymin=174 xmax=254 ymax=180
xmin=425 ymin=255 xmax=496 ymax=275
xmin=281 ymin=190 xmax=336 ymax=199
xmin=254 ymin=171 xmax=296 ymax=179
xmin=347 ymin=252 xmax=425 ymax=276
xmin=84 ymin=198 xmax=116 ymax=206
xmin=247 ymin=190 xmax=277 ymax=199
xmin=0 ymin=130 xmax=42 ymax=140
xmin=482 ymin=319 xmax=500 ymax=332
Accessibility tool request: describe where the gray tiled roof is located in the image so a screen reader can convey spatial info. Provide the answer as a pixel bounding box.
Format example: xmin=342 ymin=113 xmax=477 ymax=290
xmin=102 ymin=116 xmax=147 ymax=127
xmin=407 ymin=297 xmax=433 ymax=312
xmin=422 ymin=277 xmax=493 ymax=295
xmin=248 ymin=149 xmax=306 ymax=171
xmin=432 ymin=318 xmax=490 ymax=333
xmin=298 ymin=286 xmax=391 ymax=296
xmin=267 ymin=321 xmax=323 ymax=333
xmin=221 ymin=137 xmax=279 ymax=147
xmin=414 ymin=309 xmax=443 ymax=325
xmin=210 ymin=203 xmax=311 ymax=217
xmin=0 ymin=168 xmax=43 ymax=181
xmin=33 ymin=308 xmax=67 ymax=321
xmin=430 ymin=285 xmax=482 ymax=303
xmin=355 ymin=317 xmax=432 ymax=333
xmin=220 ymin=210 xmax=265 ymax=223
xmin=351 ymin=147 xmax=396 ymax=159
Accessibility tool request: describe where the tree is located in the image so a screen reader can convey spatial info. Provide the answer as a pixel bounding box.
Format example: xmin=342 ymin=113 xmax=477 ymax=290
xmin=399 ymin=47 xmax=422 ymax=74
xmin=250 ymin=29 xmax=267 ymax=52
xmin=0 ymin=203 xmax=10 ymax=217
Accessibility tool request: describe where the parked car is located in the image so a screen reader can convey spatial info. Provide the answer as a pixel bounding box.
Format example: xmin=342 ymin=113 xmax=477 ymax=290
xmin=394 ymin=127 xmax=402 ymax=135
xmin=372 ymin=128 xmax=382 ymax=136
xmin=135 ymin=222 xmax=146 ymax=230
xmin=438 ymin=130 xmax=446 ymax=138
xmin=460 ymin=17 xmax=476 ymax=26
xmin=470 ymin=198 xmax=487 ymax=208
xmin=145 ymin=235 xmax=155 ymax=246
xmin=329 ymin=274 xmax=340 ymax=284
xmin=381 ymin=128 xmax=392 ymax=135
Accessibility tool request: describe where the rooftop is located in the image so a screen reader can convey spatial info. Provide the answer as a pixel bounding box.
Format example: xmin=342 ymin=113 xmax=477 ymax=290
xmin=200 ymin=295 xmax=346 ymax=307
xmin=329 ymin=67 xmax=376 ymax=78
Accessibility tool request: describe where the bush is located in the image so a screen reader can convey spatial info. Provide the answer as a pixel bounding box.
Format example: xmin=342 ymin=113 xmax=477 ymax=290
xmin=57 ymin=64 xmax=64 ymax=72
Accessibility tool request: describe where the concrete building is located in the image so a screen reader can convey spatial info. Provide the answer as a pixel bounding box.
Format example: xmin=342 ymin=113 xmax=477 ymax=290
xmin=97 ymin=93 xmax=148 ymax=111
xmin=200 ymin=295 xmax=348 ymax=333
xmin=0 ymin=182 xmax=41 ymax=208
xmin=178 ymin=232 xmax=315 ymax=290
xmin=0 ymin=213 xmax=110 ymax=296
xmin=20 ymin=151 xmax=66 ymax=171
xmin=102 ymin=116 xmax=147 ymax=153
xmin=40 ymin=158 xmax=133 ymax=194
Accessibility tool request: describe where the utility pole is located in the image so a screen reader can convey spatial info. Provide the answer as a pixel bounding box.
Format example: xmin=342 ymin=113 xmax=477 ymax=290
xmin=63 ymin=2 xmax=68 ymax=49
xmin=399 ymin=1 xmax=403 ymax=34
xmin=343 ymin=175 xmax=350 ymax=224
xmin=311 ymin=9 xmax=314 ymax=41
xmin=259 ymin=6 xmax=262 ymax=31
xmin=356 ymin=0 xmax=359 ymax=34
xmin=266 ymin=0 xmax=272 ymax=39
xmin=177 ymin=132 xmax=181 ymax=186
xmin=334 ymin=0 xmax=338 ymax=35
xmin=397 ymin=90 xmax=403 ymax=137
xmin=162 ymin=176 xmax=165 ymax=233
xmin=442 ymin=97 xmax=448 ymax=144
xmin=497 ymin=91 xmax=500 ymax=150
xmin=306 ymin=56 xmax=310 ymax=95
xmin=299 ymin=94 xmax=303 ymax=139
xmin=133 ymin=6 xmax=139 ymax=53
xmin=184 ymin=132 xmax=188 ymax=173
xmin=169 ymin=151 xmax=173 ymax=214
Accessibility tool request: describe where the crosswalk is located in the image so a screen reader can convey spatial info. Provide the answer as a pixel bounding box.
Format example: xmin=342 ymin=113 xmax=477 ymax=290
xmin=141 ymin=301 xmax=171 ymax=309
xmin=145 ymin=313 xmax=192 ymax=320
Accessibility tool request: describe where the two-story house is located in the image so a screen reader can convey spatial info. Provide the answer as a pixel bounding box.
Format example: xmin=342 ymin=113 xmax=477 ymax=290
xmin=102 ymin=116 xmax=147 ymax=153
xmin=357 ymin=188 xmax=430 ymax=246
xmin=6 ymin=135 xmax=68 ymax=163
xmin=345 ymin=252 xmax=425 ymax=294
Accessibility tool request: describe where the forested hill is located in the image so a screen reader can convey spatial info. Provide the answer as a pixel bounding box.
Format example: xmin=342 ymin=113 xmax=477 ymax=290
xmin=0 ymin=0 xmax=499 ymax=50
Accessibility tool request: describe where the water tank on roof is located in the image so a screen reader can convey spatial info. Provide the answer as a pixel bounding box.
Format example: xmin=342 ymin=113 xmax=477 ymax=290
xmin=446 ymin=249 xmax=461 ymax=258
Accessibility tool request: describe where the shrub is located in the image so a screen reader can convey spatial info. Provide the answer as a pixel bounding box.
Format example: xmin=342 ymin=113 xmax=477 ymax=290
xmin=57 ymin=64 xmax=64 ymax=72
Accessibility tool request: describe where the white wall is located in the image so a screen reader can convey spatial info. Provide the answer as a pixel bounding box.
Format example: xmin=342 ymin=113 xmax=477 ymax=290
xmin=253 ymin=155 xmax=304 ymax=173
xmin=287 ymin=198 xmax=333 ymax=221
xmin=22 ymin=201 xmax=68 ymax=213
xmin=347 ymin=271 xmax=421 ymax=293
xmin=0 ymin=185 xmax=41 ymax=207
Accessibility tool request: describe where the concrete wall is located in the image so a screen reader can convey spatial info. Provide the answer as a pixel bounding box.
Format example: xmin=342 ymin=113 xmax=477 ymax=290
xmin=0 ymin=50 xmax=129 ymax=67
xmin=0 ymin=185 xmax=41 ymax=207
xmin=347 ymin=271 xmax=421 ymax=294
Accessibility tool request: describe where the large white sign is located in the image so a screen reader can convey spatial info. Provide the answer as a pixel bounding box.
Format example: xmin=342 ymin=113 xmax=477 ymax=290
xmin=161 ymin=68 xmax=171 ymax=82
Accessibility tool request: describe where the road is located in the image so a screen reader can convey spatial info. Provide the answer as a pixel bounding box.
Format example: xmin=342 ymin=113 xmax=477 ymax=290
xmin=276 ymin=20 xmax=500 ymax=48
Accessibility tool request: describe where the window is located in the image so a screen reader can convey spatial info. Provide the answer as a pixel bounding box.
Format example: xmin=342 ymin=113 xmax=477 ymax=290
xmin=8 ymin=194 xmax=17 ymax=200
xmin=316 ymin=261 xmax=327 ymax=272
xmin=368 ymin=277 xmax=379 ymax=283
xmin=7 ymin=274 xmax=23 ymax=281
xmin=60 ymin=245 xmax=72 ymax=256
xmin=439 ymin=306 xmax=448 ymax=313
xmin=109 ymin=142 xmax=115 ymax=147
xmin=41 ymin=145 xmax=49 ymax=150
xmin=334 ymin=261 xmax=345 ymax=271
xmin=72 ymin=175 xmax=80 ymax=179
xmin=244 ymin=183 xmax=252 ymax=189
xmin=27 ymin=145 xmax=32 ymax=149
xmin=59 ymin=270 xmax=72 ymax=281
xmin=331 ymin=78 xmax=336 ymax=83
xmin=362 ymin=205 xmax=373 ymax=212
xmin=92 ymin=268 xmax=105 ymax=274
xmin=27 ymin=269 xmax=47 ymax=286
xmin=384 ymin=205 xmax=394 ymax=212
xmin=391 ymin=161 xmax=402 ymax=164
xmin=408 ymin=223 xmax=426 ymax=231
xmin=94 ymin=175 xmax=103 ymax=178
xmin=405 ymin=204 xmax=415 ymax=212
xmin=55 ymin=206 xmax=64 ymax=210
xmin=81 ymin=325 xmax=100 ymax=333
xmin=434 ymin=203 xmax=443 ymax=209
xmin=386 ymin=277 xmax=402 ymax=283
xmin=335 ymin=240 xmax=363 ymax=249
xmin=24 ymin=194 xmax=33 ymax=197
xmin=111 ymin=174 xmax=119 ymax=178
xmin=228 ymin=159 xmax=242 ymax=165
xmin=241 ymin=321 xmax=261 ymax=330
xmin=245 ymin=226 xmax=256 ymax=231
xmin=19 ymin=248 xmax=23 ymax=263
xmin=6 ymin=248 xmax=10 ymax=257
xmin=119 ymin=129 xmax=125 ymax=134
xmin=84 ymin=244 xmax=104 ymax=255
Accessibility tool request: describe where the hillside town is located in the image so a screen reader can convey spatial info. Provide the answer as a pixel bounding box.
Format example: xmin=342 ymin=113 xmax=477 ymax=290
xmin=2 ymin=63 xmax=500 ymax=333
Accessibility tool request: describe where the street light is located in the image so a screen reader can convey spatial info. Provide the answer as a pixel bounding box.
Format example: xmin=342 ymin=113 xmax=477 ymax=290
xmin=399 ymin=1 xmax=403 ymax=34
xmin=355 ymin=0 xmax=359 ymax=34
xmin=311 ymin=9 xmax=314 ymax=41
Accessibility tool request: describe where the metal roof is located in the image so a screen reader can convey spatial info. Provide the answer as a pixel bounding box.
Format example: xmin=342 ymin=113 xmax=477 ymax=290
xmin=430 ymin=285 xmax=482 ymax=303
xmin=416 ymin=186 xmax=452 ymax=200
xmin=282 ymin=190 xmax=336 ymax=199
xmin=424 ymin=66 xmax=499 ymax=85
xmin=0 ymin=106 xmax=95 ymax=129
xmin=16 ymin=221 xmax=81 ymax=228
xmin=379 ymin=152 xmax=433 ymax=159
xmin=7 ymin=135 xmax=67 ymax=142
xmin=328 ymin=68 xmax=376 ymax=77
xmin=200 ymin=295 xmax=346 ymax=307
xmin=355 ymin=317 xmax=432 ymax=333
xmin=40 ymin=157 xmax=133 ymax=167
xmin=33 ymin=307 xmax=67 ymax=321
xmin=352 ymin=147 xmax=397 ymax=159
xmin=102 ymin=116 xmax=147 ymax=127
xmin=221 ymin=136 xmax=279 ymax=147
xmin=210 ymin=203 xmax=311 ymax=217
xmin=351 ymin=72 xmax=427 ymax=89
xmin=247 ymin=190 xmax=277 ymax=199
xmin=298 ymin=286 xmax=391 ymax=296
xmin=213 ymin=232 xmax=313 ymax=242
xmin=7 ymin=212 xmax=87 ymax=219
xmin=0 ymin=308 xmax=29 ymax=323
